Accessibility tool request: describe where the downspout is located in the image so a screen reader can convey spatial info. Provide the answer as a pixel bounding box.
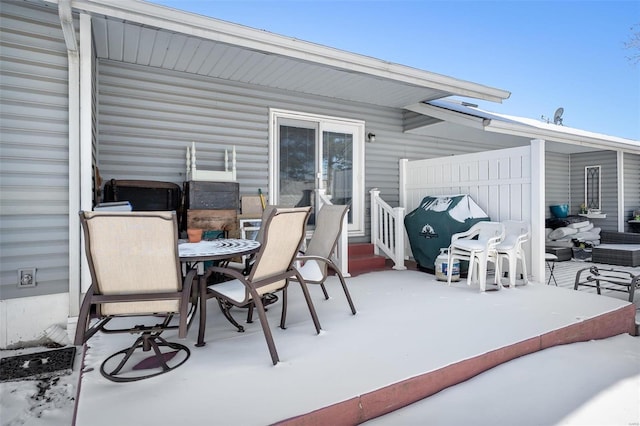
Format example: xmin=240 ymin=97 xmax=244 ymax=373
xmin=530 ymin=139 xmax=546 ymax=284
xmin=59 ymin=0 xmax=81 ymax=326
xmin=617 ymin=151 xmax=625 ymax=231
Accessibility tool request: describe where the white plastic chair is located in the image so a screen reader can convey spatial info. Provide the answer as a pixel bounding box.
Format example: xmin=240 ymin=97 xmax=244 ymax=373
xmin=447 ymin=221 xmax=505 ymax=291
xmin=495 ymin=220 xmax=530 ymax=288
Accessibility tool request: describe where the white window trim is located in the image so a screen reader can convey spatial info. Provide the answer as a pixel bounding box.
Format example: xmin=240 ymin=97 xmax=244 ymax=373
xmin=269 ymin=108 xmax=365 ymax=237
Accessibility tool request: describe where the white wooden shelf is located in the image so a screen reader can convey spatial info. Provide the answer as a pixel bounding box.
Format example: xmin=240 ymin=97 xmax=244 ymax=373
xmin=186 ymin=142 xmax=236 ymax=182
xmin=579 ymin=213 xmax=606 ymax=219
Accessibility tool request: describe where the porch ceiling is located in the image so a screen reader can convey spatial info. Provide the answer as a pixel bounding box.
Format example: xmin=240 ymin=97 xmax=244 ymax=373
xmin=61 ymin=0 xmax=510 ymax=109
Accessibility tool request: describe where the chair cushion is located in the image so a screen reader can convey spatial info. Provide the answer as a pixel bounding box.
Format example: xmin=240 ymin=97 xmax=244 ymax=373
xmin=208 ymin=279 xmax=247 ymax=304
xmin=101 ymin=300 xmax=179 ymax=316
xmin=572 ymin=231 xmax=601 ymax=242
xmin=548 ymin=227 xmax=578 ymax=240
xmin=567 ymin=221 xmax=591 ymax=229
xmin=298 ymin=260 xmax=324 ymax=283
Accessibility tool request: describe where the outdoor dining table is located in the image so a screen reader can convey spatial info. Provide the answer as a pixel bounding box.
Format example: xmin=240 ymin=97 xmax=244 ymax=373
xmin=178 ymin=238 xmax=261 ymax=346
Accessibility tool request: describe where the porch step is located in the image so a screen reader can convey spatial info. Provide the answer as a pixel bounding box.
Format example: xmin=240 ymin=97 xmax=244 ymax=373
xmin=347 ymin=243 xmax=388 ymax=276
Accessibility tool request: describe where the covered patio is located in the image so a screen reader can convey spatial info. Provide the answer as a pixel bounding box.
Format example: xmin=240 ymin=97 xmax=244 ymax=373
xmin=72 ymin=265 xmax=637 ymax=425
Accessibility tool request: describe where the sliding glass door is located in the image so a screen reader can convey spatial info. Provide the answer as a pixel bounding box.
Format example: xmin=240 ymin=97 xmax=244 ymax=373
xmin=270 ymin=109 xmax=364 ymax=235
xmin=277 ymin=119 xmax=317 ymax=214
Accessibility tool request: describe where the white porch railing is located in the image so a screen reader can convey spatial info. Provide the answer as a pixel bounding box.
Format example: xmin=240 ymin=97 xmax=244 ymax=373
xmin=370 ymin=188 xmax=406 ymax=270
xmin=317 ymin=189 xmax=350 ymax=277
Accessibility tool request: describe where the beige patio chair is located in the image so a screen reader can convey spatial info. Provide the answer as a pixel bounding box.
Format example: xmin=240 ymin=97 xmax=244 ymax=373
xmin=496 ymin=220 xmax=530 ymax=288
xmin=447 ymin=221 xmax=505 ymax=291
xmin=217 ymin=205 xmax=287 ymax=331
xmin=292 ymin=204 xmax=356 ymax=315
xmin=200 ymin=207 xmax=321 ymax=365
xmin=75 ymin=211 xmax=197 ymax=382
xmin=229 ymin=205 xmax=280 ymax=327
xmin=241 ymin=204 xmax=278 ymax=275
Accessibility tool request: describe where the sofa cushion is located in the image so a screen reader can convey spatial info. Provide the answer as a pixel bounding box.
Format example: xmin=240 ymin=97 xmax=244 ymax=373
xmin=567 ymin=221 xmax=591 ymax=229
xmin=548 ymin=227 xmax=578 ymax=240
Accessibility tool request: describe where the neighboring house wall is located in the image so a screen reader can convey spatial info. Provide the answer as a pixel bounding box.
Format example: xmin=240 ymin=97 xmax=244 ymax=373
xmin=96 ymin=60 xmax=513 ymax=242
xmin=624 ymin=153 xmax=640 ymax=232
xmin=545 ymin=152 xmax=570 ymax=218
xmin=570 ymin=151 xmax=618 ymax=232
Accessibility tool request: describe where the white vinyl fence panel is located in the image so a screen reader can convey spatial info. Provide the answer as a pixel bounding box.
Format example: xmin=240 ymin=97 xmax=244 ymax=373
xmin=401 ymin=146 xmax=531 ymax=222
xmin=400 ymin=145 xmax=533 ymax=278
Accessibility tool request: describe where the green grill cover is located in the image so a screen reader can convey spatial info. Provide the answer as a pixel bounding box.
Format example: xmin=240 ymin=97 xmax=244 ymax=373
xmin=404 ymin=195 xmax=489 ymax=271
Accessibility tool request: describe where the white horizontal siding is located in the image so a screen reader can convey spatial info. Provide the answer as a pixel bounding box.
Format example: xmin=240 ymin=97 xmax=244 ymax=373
xmin=97 ymin=61 xmax=514 ymax=242
xmin=97 ymin=61 xmax=516 ymax=232
xmin=97 ymin=60 xmax=269 ymax=187
xmin=0 ymin=0 xmax=70 ymax=299
xmin=545 ymin=152 xmax=570 ymax=218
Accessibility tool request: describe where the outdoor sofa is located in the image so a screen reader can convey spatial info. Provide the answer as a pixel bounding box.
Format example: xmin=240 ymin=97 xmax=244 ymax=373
xmin=592 ymin=231 xmax=640 ymax=267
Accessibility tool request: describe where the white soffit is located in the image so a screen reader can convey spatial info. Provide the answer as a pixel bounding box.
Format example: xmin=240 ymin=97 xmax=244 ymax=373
xmin=404 ymin=102 xmax=487 ymax=130
xmin=45 ymin=0 xmax=511 ymax=108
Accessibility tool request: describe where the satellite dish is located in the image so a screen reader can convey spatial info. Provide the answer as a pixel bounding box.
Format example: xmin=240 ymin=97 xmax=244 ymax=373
xmin=553 ymin=107 xmax=564 ymax=125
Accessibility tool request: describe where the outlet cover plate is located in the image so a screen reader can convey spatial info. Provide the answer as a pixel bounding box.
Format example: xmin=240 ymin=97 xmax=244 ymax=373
xmin=17 ymin=268 xmax=36 ymax=288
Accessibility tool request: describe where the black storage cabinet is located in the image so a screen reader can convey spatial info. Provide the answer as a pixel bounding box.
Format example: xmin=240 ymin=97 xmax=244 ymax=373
xmin=103 ymin=179 xmax=182 ymax=212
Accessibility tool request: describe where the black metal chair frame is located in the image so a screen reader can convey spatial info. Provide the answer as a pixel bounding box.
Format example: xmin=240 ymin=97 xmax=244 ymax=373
xmin=574 ymin=266 xmax=639 ymax=302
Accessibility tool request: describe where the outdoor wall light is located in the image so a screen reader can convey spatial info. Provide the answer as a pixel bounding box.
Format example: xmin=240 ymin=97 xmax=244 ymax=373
xmin=367 ymin=132 xmax=376 ymax=143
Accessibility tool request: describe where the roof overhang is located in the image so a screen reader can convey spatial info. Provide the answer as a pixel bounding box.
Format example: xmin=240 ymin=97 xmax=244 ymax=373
xmin=483 ymin=116 xmax=640 ymax=153
xmin=44 ymin=0 xmax=510 ymax=108
xmin=406 ymin=100 xmax=640 ymax=154
xmin=405 ymin=102 xmax=488 ymax=130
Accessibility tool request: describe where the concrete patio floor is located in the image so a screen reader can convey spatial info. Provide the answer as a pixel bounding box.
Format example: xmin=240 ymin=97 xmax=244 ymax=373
xmin=72 ymin=268 xmax=636 ymax=425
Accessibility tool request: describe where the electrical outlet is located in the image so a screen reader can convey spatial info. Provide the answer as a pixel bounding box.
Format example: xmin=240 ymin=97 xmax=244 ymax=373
xmin=17 ymin=268 xmax=36 ymax=288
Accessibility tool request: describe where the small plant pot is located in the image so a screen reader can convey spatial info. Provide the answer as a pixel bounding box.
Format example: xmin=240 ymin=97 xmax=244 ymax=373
xmin=187 ymin=228 xmax=202 ymax=243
